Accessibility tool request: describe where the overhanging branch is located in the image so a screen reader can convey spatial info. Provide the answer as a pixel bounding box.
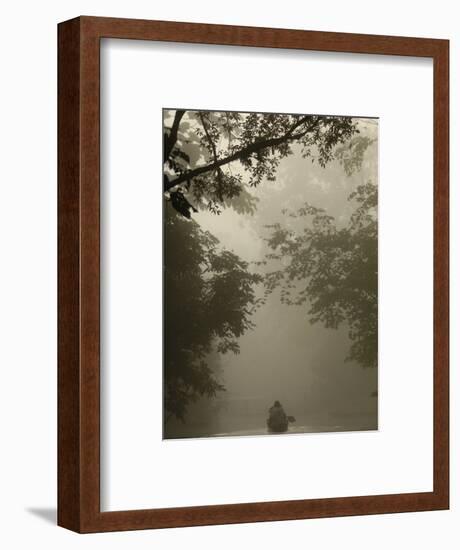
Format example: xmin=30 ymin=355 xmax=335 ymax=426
xmin=164 ymin=115 xmax=319 ymax=192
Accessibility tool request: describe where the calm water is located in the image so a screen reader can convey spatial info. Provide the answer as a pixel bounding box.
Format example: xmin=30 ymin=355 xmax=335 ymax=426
xmin=165 ymin=408 xmax=377 ymax=440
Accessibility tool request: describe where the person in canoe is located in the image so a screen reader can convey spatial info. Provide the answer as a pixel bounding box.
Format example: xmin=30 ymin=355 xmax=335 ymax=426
xmin=267 ymin=401 xmax=296 ymax=433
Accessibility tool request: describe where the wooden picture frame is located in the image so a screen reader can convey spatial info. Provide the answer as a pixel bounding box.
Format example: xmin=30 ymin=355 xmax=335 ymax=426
xmin=58 ymin=16 xmax=449 ymax=533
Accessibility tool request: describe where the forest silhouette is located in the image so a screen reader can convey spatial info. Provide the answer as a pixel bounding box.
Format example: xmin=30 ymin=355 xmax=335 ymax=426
xmin=163 ymin=109 xmax=377 ymax=426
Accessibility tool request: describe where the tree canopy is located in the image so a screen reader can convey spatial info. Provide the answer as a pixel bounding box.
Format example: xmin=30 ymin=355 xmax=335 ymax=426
xmin=164 ymin=110 xmax=359 ymax=218
xmin=263 ymin=180 xmax=378 ymax=369
xmin=164 ymin=205 xmax=263 ymax=420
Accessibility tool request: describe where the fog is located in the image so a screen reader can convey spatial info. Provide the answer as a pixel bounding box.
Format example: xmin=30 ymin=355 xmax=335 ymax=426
xmin=164 ymin=116 xmax=378 ymax=439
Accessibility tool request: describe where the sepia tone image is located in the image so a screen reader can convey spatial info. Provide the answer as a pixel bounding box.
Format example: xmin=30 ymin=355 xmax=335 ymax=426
xmin=163 ymin=109 xmax=378 ymax=439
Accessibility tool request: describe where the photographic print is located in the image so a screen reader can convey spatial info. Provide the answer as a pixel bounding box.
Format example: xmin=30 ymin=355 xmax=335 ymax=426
xmin=163 ymin=109 xmax=378 ymax=439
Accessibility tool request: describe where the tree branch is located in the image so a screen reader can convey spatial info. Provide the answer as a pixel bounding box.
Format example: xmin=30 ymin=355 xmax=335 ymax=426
xmin=164 ymin=109 xmax=186 ymax=162
xmin=199 ymin=112 xmax=225 ymax=200
xmin=165 ymin=115 xmax=319 ymax=191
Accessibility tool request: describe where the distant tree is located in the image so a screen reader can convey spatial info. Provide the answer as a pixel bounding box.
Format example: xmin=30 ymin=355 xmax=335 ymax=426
xmin=334 ymin=134 xmax=376 ymax=177
xmin=164 ymin=204 xmax=263 ymax=420
xmin=263 ymin=181 xmax=377 ymax=369
xmin=164 ymin=110 xmax=360 ymax=218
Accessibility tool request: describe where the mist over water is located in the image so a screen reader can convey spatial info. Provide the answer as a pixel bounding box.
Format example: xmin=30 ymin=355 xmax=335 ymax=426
xmin=166 ymin=306 xmax=378 ymax=439
xmin=164 ymin=114 xmax=378 ymax=439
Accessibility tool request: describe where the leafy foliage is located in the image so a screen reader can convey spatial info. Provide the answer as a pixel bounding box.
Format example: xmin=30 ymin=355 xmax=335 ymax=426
xmin=164 ymin=110 xmax=360 ymax=217
xmin=264 ymin=181 xmax=378 ymax=368
xmin=164 ymin=205 xmax=263 ymax=420
xmin=335 ymin=135 xmax=376 ymax=176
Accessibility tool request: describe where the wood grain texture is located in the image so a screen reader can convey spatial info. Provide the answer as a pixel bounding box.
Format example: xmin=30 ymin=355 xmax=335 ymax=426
xmin=432 ymin=41 xmax=449 ymax=505
xmin=57 ymin=16 xmax=81 ymax=533
xmin=57 ymin=16 xmax=449 ymax=533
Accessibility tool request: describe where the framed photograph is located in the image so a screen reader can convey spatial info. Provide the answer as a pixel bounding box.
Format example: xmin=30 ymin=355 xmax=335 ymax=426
xmin=58 ymin=16 xmax=449 ymax=533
